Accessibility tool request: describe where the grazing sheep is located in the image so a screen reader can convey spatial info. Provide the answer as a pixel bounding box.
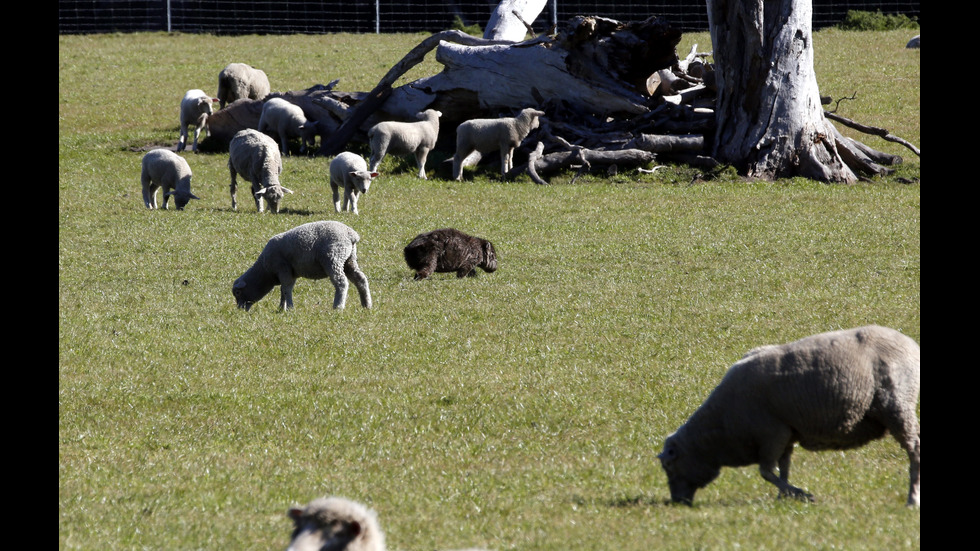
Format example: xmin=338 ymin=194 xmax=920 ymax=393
xmin=452 ymin=108 xmax=545 ymax=180
xmin=258 ymin=97 xmax=320 ymax=156
xmin=658 ymin=325 xmax=920 ymax=506
xmin=367 ymin=109 xmax=442 ymax=179
xmin=404 ymin=228 xmax=498 ymax=280
xmin=140 ymin=148 xmax=200 ymax=210
xmin=233 ymin=221 xmax=372 ymax=311
xmin=177 ymin=89 xmax=217 ymax=153
xmin=228 ymin=129 xmax=294 ymax=213
xmin=286 ymin=496 xmax=385 ymax=551
xmin=329 ymin=151 xmax=378 ymax=215
xmin=216 ymin=62 xmax=271 ymax=108
xmin=286 ymin=496 xmax=491 ymax=551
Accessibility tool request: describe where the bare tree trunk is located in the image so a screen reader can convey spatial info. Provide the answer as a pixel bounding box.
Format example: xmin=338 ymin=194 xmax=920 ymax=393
xmin=707 ymin=0 xmax=884 ymax=182
xmin=484 ymin=0 xmax=548 ymax=41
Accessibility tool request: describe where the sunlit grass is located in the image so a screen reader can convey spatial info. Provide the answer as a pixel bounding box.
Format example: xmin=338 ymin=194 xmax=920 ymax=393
xmin=60 ymin=28 xmax=919 ymax=550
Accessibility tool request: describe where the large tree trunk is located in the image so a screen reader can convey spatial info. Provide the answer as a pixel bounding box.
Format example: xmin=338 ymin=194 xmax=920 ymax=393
xmin=707 ymin=0 xmax=881 ymax=182
xmin=484 ymin=0 xmax=548 ymax=41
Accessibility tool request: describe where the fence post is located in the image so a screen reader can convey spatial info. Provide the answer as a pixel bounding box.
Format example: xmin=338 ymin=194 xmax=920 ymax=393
xmin=376 ymin=0 xmax=380 ymax=33
xmin=164 ymin=0 xmax=171 ymax=32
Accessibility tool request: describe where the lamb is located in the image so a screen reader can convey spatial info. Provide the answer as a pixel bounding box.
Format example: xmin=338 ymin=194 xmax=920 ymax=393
xmin=257 ymin=97 xmax=320 ymax=156
xmin=228 ymin=129 xmax=294 ymax=213
xmin=232 ymin=221 xmax=372 ymax=311
xmin=176 ymin=89 xmax=217 ymax=153
xmin=286 ymin=496 xmax=385 ymax=551
xmin=658 ymin=325 xmax=920 ymax=506
xmin=452 ymin=108 xmax=545 ymax=180
xmin=139 ymin=148 xmax=200 ymax=210
xmin=286 ymin=496 xmax=491 ymax=551
xmin=329 ymin=151 xmax=378 ymax=215
xmin=216 ymin=62 xmax=271 ymax=108
xmin=404 ymin=228 xmax=498 ymax=280
xmin=367 ymin=109 xmax=442 ymax=179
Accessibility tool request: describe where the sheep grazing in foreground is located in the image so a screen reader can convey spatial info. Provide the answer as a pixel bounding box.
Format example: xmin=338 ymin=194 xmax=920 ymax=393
xmin=233 ymin=221 xmax=372 ymax=311
xmin=404 ymin=228 xmax=498 ymax=280
xmin=658 ymin=325 xmax=920 ymax=506
xmin=286 ymin=496 xmax=385 ymax=551
xmin=177 ymin=89 xmax=217 ymax=153
xmin=367 ymin=109 xmax=442 ymax=179
xmin=216 ymin=62 xmax=271 ymax=108
xmin=228 ymin=129 xmax=294 ymax=213
xmin=330 ymin=152 xmax=378 ymax=215
xmin=286 ymin=496 xmax=491 ymax=551
xmin=452 ymin=108 xmax=545 ymax=180
xmin=258 ymin=97 xmax=320 ymax=156
xmin=140 ymin=149 xmax=200 ymax=210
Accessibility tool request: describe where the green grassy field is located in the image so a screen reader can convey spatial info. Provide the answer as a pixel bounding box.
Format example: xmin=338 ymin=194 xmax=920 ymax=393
xmin=59 ymin=29 xmax=920 ymax=550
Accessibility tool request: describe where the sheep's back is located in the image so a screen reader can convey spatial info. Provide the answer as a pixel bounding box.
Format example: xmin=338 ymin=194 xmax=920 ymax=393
xmin=230 ymin=130 xmax=281 ymax=183
xmin=143 ymin=149 xmax=191 ymax=183
xmin=261 ymin=221 xmax=357 ymax=278
xmin=718 ymin=325 xmax=918 ymax=447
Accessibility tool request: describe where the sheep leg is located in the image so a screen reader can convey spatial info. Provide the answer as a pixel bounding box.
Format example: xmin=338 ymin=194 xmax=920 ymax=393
xmin=329 ymin=269 xmax=350 ymax=309
xmin=907 ymin=434 xmax=920 ymax=506
xmin=453 ymin=149 xmax=476 ymax=181
xmin=344 ymin=253 xmax=372 ymax=308
xmin=229 ymin=169 xmax=239 ymax=211
xmin=416 ymin=149 xmax=429 ymax=179
xmin=413 ymin=252 xmax=438 ymax=280
xmin=501 ymin=146 xmax=515 ymax=176
xmin=192 ymin=126 xmax=202 ymax=153
xmin=345 ymin=188 xmax=360 ymax=215
xmin=160 ymin=185 xmax=172 ymax=210
xmin=369 ymin=151 xmax=384 ymax=173
xmin=253 ymin=185 xmax=265 ymax=213
xmin=142 ymin=175 xmax=158 ymax=209
xmin=278 ymin=275 xmax=296 ymax=310
xmin=331 ymin=182 xmax=342 ymax=212
xmin=177 ymin=125 xmax=188 ymax=153
xmin=882 ymin=409 xmax=920 ymax=506
xmin=759 ymin=433 xmax=814 ymax=502
xmin=456 ymin=263 xmax=477 ymax=278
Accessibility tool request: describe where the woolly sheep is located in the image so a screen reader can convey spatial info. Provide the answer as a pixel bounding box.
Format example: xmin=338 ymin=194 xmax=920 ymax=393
xmin=404 ymin=228 xmax=498 ymax=280
xmin=286 ymin=496 xmax=491 ymax=551
xmin=228 ymin=129 xmax=294 ymax=213
xmin=329 ymin=151 xmax=378 ymax=215
xmin=216 ymin=62 xmax=271 ymax=108
xmin=232 ymin=221 xmax=372 ymax=311
xmin=286 ymin=496 xmax=385 ymax=551
xmin=658 ymin=325 xmax=920 ymax=506
xmin=452 ymin=108 xmax=545 ymax=180
xmin=258 ymin=97 xmax=320 ymax=156
xmin=140 ymin=148 xmax=200 ymax=210
xmin=176 ymin=89 xmax=217 ymax=153
xmin=367 ymin=109 xmax=442 ymax=179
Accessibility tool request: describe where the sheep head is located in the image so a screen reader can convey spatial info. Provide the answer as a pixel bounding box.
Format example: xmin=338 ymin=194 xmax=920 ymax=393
xmin=164 ymin=190 xmax=201 ymax=210
xmin=232 ymin=274 xmax=274 ymax=311
xmin=286 ymin=497 xmax=384 ymax=551
xmin=658 ymin=432 xmax=721 ymax=505
xmin=349 ymin=171 xmax=379 ymax=194
xmin=254 ymin=185 xmax=294 ymax=213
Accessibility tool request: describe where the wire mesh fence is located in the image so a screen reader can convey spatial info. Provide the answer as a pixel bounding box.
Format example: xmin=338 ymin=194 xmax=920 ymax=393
xmin=58 ymin=1 xmax=920 ymax=35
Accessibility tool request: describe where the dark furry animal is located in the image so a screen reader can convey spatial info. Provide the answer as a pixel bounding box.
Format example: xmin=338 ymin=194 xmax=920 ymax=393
xmin=403 ymin=228 xmax=498 ymax=280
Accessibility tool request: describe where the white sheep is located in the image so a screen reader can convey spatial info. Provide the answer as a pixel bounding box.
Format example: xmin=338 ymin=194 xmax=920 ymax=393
xmin=216 ymin=62 xmax=271 ymax=108
xmin=330 ymin=151 xmax=378 ymax=215
xmin=176 ymin=89 xmax=217 ymax=153
xmin=367 ymin=109 xmax=442 ymax=179
xmin=286 ymin=496 xmax=491 ymax=551
xmin=228 ymin=129 xmax=294 ymax=213
xmin=286 ymin=496 xmax=385 ymax=551
xmin=232 ymin=221 xmax=372 ymax=311
xmin=658 ymin=325 xmax=920 ymax=506
xmin=139 ymin=148 xmax=200 ymax=210
xmin=257 ymin=97 xmax=319 ymax=156
xmin=452 ymin=108 xmax=545 ymax=180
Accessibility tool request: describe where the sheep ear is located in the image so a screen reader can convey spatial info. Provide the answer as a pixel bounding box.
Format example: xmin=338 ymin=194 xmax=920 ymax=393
xmin=189 ymin=193 xmax=200 ymax=200
xmin=347 ymin=520 xmax=362 ymax=537
xmin=281 ymin=187 xmax=294 ymax=194
xmin=254 ymin=188 xmax=267 ymax=196
xmin=287 ymin=507 xmax=303 ymax=521
xmin=233 ymin=280 xmax=246 ymax=290
xmin=370 ymin=172 xmax=379 ymax=178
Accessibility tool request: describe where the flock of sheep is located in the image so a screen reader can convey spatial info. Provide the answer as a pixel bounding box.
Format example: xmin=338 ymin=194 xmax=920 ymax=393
xmin=140 ymin=61 xmax=919 ymax=550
